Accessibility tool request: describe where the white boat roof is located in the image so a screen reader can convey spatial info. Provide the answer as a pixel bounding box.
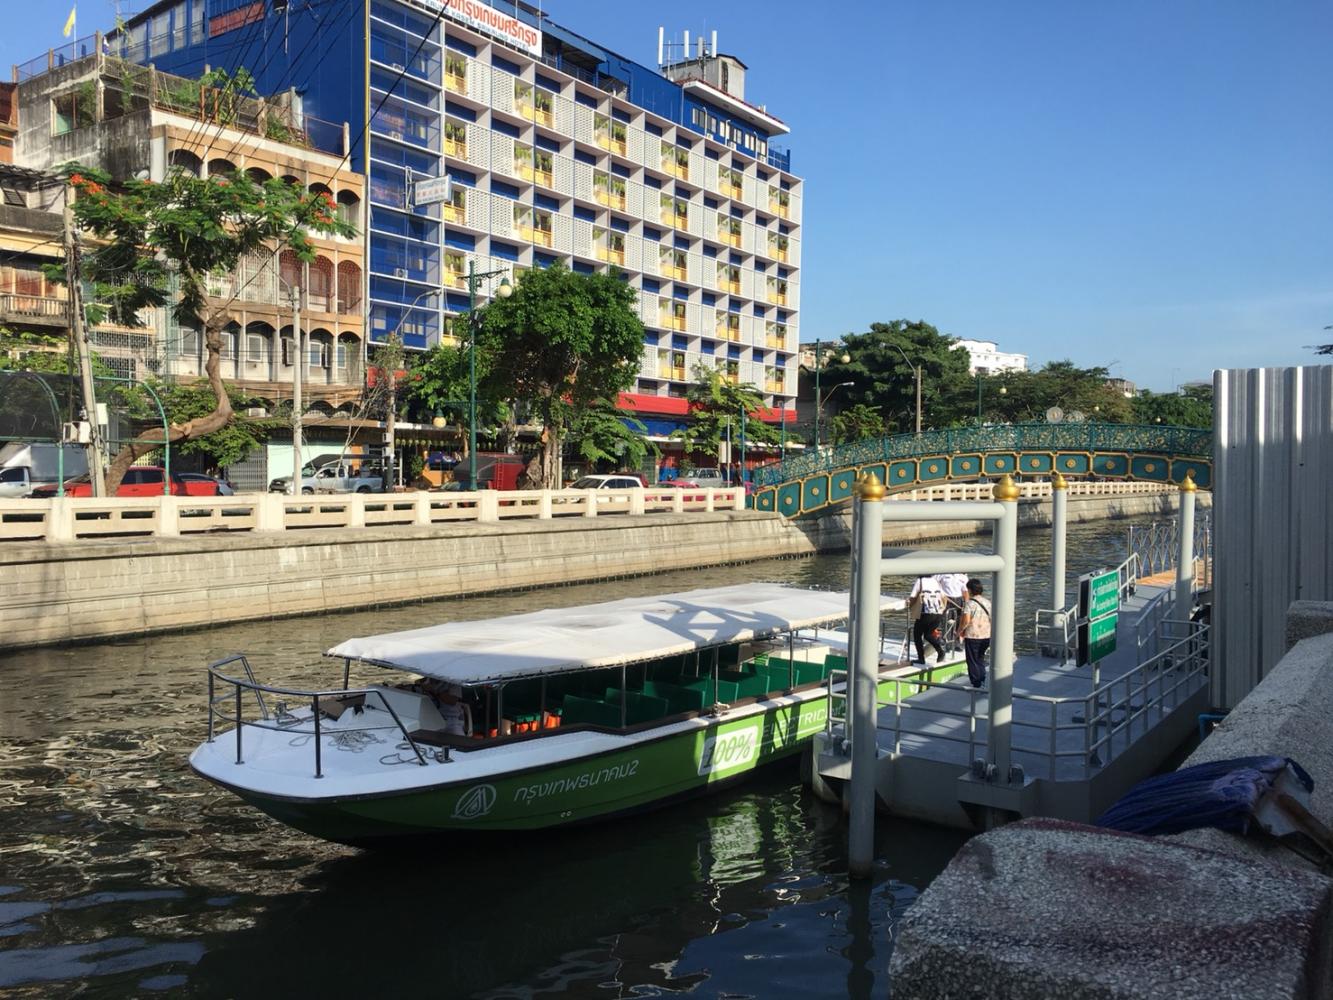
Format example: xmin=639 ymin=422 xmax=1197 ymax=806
xmin=326 ymin=583 xmax=903 ymax=685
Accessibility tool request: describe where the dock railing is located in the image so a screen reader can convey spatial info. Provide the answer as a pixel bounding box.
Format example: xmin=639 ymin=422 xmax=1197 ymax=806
xmin=867 ymin=618 xmax=1209 ymax=781
xmin=206 ymin=655 xmax=428 ymax=779
xmin=0 ymin=485 xmax=747 ymax=543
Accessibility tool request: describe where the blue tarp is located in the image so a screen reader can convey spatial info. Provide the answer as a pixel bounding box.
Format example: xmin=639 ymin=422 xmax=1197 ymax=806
xmin=1096 ymin=756 xmax=1313 ymax=836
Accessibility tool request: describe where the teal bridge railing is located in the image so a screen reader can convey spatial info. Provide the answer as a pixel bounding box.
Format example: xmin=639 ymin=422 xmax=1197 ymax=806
xmin=751 ymin=422 xmax=1213 ymax=517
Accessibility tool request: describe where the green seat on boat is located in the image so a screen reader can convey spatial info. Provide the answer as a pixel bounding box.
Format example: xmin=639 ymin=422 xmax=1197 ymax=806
xmin=794 ymin=659 xmax=827 ymax=686
xmin=642 ymin=680 xmax=706 ymax=713
xmin=762 ymin=657 xmax=794 ymax=691
xmin=720 ymin=670 xmax=768 ymax=700
xmin=561 ymin=695 xmax=623 ymax=728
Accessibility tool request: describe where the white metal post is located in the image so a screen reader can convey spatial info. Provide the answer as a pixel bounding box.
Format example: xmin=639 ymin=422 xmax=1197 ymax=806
xmin=291 ymin=286 xmax=303 ymax=494
xmin=1175 ymin=473 xmax=1197 ymax=617
xmin=848 ymin=472 xmax=884 ymax=879
xmin=990 ymin=476 xmax=1020 ymax=783
xmin=1051 ymin=472 xmax=1068 ymax=612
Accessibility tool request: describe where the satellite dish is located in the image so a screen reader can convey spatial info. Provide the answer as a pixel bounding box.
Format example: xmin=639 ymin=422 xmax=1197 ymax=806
xmin=1045 ymin=406 xmax=1064 ymax=424
xmin=1069 ymin=410 xmax=1086 ymax=423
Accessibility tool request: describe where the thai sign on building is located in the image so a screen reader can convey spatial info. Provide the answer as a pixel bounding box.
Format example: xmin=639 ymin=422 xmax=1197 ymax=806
xmin=414 ymin=0 xmax=543 ymax=57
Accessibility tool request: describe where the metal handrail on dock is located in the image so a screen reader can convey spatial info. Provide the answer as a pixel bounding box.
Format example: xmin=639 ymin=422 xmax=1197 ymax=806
xmin=871 ymin=619 xmax=1209 ymax=781
xmin=206 ymin=656 xmax=428 ymax=778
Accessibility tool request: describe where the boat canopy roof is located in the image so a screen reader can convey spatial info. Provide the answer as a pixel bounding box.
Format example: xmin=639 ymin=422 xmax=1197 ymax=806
xmin=326 ymin=583 xmax=902 ymax=685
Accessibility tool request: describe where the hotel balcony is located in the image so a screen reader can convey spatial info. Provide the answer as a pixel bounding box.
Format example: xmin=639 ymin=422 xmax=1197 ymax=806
xmin=444 ymin=137 xmax=468 ymax=159
xmin=660 ymin=310 xmax=687 ymax=332
xmin=519 ymin=225 xmax=554 ymax=248
xmin=659 ymin=262 xmax=688 ymax=281
xmin=596 ymin=130 xmax=628 ymax=157
xmin=596 ymin=246 xmax=625 ymax=266
xmin=596 ymin=190 xmax=627 ymax=212
xmin=767 ymin=292 xmax=788 ymax=306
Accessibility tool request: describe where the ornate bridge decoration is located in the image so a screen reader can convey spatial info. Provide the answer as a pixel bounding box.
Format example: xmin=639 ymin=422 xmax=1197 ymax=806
xmin=751 ymin=422 xmax=1212 ymax=517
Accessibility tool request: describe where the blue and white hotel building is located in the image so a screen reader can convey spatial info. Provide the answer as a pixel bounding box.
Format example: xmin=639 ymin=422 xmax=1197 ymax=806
xmin=109 ymin=0 xmax=803 ymax=421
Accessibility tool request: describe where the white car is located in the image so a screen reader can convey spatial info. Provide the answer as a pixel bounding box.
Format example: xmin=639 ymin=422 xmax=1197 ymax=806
xmin=568 ymin=475 xmax=645 ymax=491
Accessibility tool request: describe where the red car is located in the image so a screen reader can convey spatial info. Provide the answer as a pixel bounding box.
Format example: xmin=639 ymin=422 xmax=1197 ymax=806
xmin=31 ymin=467 xmax=220 ymax=498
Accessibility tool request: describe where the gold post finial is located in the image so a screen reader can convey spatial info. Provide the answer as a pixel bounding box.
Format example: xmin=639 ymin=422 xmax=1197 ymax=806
xmin=992 ymin=473 xmax=1020 ymax=502
xmin=1051 ymin=472 xmax=1068 ymax=491
xmin=1179 ymin=471 xmax=1197 ymax=493
xmin=855 ymin=471 xmax=886 ymax=501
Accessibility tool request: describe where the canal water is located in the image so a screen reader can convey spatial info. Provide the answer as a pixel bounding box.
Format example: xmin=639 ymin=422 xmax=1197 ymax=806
xmin=0 ymin=515 xmax=1150 ymax=997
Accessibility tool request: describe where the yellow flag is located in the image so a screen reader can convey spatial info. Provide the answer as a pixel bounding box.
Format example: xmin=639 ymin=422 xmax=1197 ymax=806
xmin=63 ymin=5 xmax=77 ymax=38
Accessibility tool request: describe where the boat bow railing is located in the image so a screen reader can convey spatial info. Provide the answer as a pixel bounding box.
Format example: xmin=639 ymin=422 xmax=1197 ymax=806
xmin=207 ymin=655 xmax=429 ymax=778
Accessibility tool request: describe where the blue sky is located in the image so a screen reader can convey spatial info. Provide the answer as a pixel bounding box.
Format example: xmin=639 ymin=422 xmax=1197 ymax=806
xmin=9 ymin=1 xmax=1332 ymax=390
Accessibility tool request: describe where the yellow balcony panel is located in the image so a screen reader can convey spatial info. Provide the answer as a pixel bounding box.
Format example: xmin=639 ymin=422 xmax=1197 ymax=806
xmin=596 ymin=247 xmax=625 ymax=266
xmin=774 ymin=249 xmax=789 ymax=263
xmin=660 ymin=264 xmax=686 ymax=280
xmin=443 ymin=272 xmax=466 ymax=289
xmin=444 ymin=139 xmax=468 ymax=158
xmin=725 ymin=281 xmax=742 ymax=295
xmin=659 ymin=365 xmax=687 ymax=380
xmin=520 ymin=225 xmax=554 ymax=247
xmin=445 ymin=72 xmax=467 ymax=94
xmin=765 ymin=381 xmax=785 ymax=393
xmin=722 ymin=231 xmax=741 ymax=248
xmin=441 ymin=204 xmax=464 ymax=224
xmin=723 ymin=374 xmax=739 ymax=385
xmin=726 ymin=183 xmax=743 ymax=199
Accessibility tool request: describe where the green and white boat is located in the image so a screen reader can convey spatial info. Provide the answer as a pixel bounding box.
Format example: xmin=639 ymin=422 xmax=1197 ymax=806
xmin=191 ymin=583 xmax=943 ymax=846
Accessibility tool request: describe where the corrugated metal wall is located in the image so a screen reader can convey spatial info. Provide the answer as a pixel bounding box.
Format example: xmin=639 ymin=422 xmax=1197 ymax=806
xmin=1214 ymin=365 xmax=1333 ymax=708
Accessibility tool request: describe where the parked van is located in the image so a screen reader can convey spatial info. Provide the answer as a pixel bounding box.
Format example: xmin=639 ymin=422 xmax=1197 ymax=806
xmin=0 ymin=443 xmax=89 ymax=498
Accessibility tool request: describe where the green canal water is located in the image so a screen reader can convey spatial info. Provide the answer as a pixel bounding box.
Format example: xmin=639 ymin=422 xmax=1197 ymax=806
xmin=0 ymin=515 xmax=1151 ymax=997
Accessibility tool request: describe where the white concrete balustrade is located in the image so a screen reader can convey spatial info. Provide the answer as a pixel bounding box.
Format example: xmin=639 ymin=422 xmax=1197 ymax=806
xmin=0 ymin=487 xmax=747 ymax=543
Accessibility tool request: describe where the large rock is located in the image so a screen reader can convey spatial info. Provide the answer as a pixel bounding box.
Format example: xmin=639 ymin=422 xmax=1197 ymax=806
xmin=889 ymin=817 xmax=1333 ymax=1000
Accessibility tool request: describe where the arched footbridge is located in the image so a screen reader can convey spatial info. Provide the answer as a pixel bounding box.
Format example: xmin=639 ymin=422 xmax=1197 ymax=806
xmin=751 ymin=423 xmax=1212 ymax=517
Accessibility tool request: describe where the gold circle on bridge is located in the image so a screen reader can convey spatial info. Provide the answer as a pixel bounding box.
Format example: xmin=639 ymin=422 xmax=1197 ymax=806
xmin=896 ymin=468 xmax=908 ymax=478
xmin=1144 ymin=462 xmax=1155 ymax=473
xmin=783 ymin=496 xmax=794 ymax=507
xmin=1028 ymin=457 xmax=1040 ymax=468
xmin=1064 ymin=458 xmax=1076 ymax=469
xmin=927 ymin=462 xmax=939 ymax=473
xmin=812 ymin=485 xmax=821 ymax=495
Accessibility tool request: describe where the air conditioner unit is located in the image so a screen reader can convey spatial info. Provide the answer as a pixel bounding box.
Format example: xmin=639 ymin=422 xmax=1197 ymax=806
xmin=392 ymin=63 xmax=404 ymax=72
xmin=245 ymin=406 xmax=267 ymax=418
xmin=393 ymin=268 xmax=408 ymax=278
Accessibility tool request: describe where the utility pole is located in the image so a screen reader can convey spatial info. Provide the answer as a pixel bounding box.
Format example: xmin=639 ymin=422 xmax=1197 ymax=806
xmin=384 ymin=336 xmax=397 ymax=492
xmin=63 ymin=192 xmax=107 ymax=497
xmin=290 ymin=285 xmax=303 ymax=493
xmin=913 ymin=363 xmax=923 ymax=435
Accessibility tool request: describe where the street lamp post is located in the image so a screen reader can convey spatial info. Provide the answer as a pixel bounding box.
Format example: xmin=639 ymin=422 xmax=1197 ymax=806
xmin=819 ymin=381 xmax=854 ymax=444
xmin=465 ymin=259 xmax=512 ymax=489
xmin=810 ymin=339 xmax=850 ymax=450
xmin=380 ymin=286 xmax=440 ymax=492
xmin=975 ymin=373 xmax=1007 ymax=424
xmin=889 ymin=345 xmax=922 ymax=434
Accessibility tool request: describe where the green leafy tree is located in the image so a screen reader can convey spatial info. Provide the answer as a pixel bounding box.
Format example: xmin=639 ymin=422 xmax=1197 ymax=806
xmin=830 ymin=403 xmax=885 ymax=445
xmin=403 ymin=339 xmax=507 ymax=436
xmin=52 ymin=163 xmax=353 ymax=492
xmin=567 ymin=397 xmax=656 ymax=472
xmin=988 ymin=361 xmax=1135 ymax=424
xmin=476 ymin=264 xmax=644 ymax=488
xmin=118 ymin=379 xmax=276 ymax=472
xmin=672 ymin=363 xmax=780 ymax=459
xmin=1131 ymin=385 xmax=1213 ymax=429
xmin=824 ymin=321 xmax=975 ymax=432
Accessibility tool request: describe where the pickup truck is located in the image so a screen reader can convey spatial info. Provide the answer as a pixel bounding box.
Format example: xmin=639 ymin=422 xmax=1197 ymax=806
xmin=270 ymin=462 xmax=384 ymax=495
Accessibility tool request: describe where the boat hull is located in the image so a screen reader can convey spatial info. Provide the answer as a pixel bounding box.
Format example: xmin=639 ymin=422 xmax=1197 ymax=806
xmin=196 ymin=662 xmax=968 ymax=846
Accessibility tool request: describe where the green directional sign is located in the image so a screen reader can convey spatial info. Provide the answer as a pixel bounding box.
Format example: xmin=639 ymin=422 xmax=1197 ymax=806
xmin=1080 ymin=569 xmax=1121 ymax=621
xmin=1078 ymin=613 xmax=1118 ymax=665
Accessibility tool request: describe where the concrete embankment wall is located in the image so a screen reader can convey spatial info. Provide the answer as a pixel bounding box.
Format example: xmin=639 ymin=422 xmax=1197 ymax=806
xmin=888 ymin=601 xmax=1333 ymax=1000
xmin=0 ymin=492 xmax=1201 ymax=651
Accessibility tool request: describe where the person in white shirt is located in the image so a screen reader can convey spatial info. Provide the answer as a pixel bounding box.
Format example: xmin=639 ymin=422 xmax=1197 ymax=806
xmin=909 ymin=576 xmax=948 ymax=664
xmin=936 ymin=572 xmax=969 ymax=651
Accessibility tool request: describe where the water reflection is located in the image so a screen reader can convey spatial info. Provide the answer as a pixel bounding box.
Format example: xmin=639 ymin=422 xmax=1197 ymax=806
xmin=0 ymin=516 xmax=1144 ymax=996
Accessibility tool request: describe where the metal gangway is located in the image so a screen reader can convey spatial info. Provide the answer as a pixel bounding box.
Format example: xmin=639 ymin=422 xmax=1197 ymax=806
xmin=819 ymin=471 xmax=1209 ymax=878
